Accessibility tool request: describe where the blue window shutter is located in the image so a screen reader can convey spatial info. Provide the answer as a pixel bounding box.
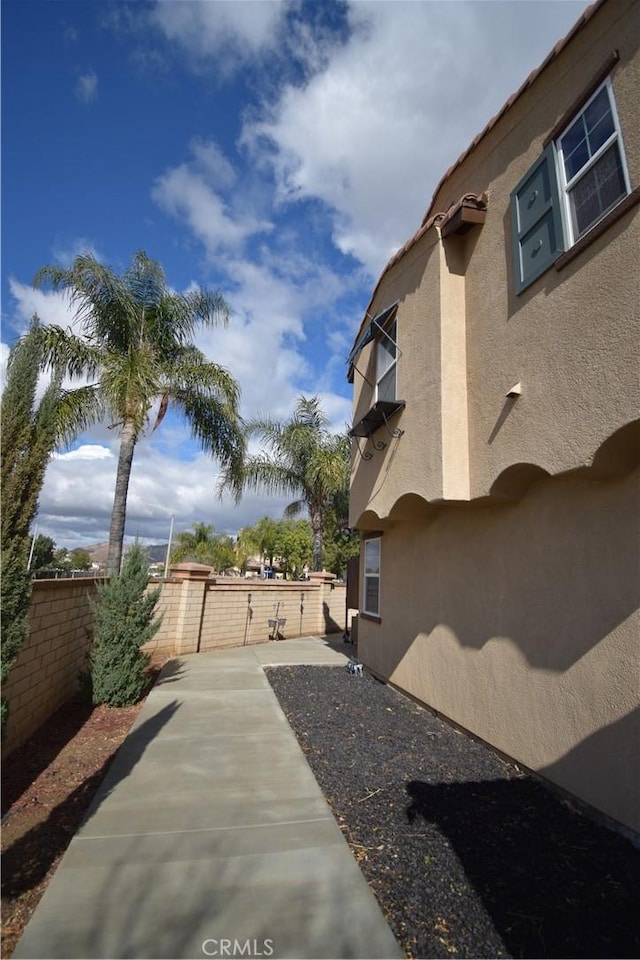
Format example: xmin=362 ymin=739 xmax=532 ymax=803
xmin=511 ymin=144 xmax=565 ymax=294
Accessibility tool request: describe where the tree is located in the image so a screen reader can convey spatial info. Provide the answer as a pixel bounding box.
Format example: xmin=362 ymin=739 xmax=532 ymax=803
xmin=170 ymin=522 xmax=235 ymax=573
xmin=30 ymin=534 xmax=56 ymax=571
xmin=273 ymin=519 xmax=312 ymax=579
xmin=322 ymin=523 xmax=359 ymax=580
xmin=53 ymin=547 xmax=71 ymax=570
xmin=0 ymin=317 xmax=61 ymax=735
xmin=69 ymin=548 xmax=92 ymax=570
xmin=32 ymin=251 xmax=244 ymax=574
xmin=243 ymin=516 xmax=280 ymax=571
xmin=89 ymin=543 xmax=161 ymax=706
xmin=221 ymin=396 xmax=350 ymax=572
xmin=321 ymin=432 xmax=359 ymax=578
xmin=235 ymin=516 xmax=312 ymax=578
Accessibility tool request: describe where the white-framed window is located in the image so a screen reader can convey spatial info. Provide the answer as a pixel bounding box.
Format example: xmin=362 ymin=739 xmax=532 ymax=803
xmin=556 ymin=78 xmax=630 ymax=245
xmin=375 ymin=318 xmax=397 ymax=403
xmin=510 ymin=75 xmax=632 ymax=293
xmin=362 ymin=537 xmax=381 ymax=617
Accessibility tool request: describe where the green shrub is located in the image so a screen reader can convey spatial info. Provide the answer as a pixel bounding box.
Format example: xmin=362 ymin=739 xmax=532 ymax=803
xmin=1 ymin=317 xmax=62 ymax=738
xmin=90 ymin=544 xmax=162 ymax=707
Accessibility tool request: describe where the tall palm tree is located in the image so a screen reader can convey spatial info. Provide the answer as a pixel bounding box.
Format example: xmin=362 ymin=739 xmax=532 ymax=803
xmin=221 ymin=396 xmax=349 ymax=572
xmin=31 ymin=251 xmax=244 ymax=573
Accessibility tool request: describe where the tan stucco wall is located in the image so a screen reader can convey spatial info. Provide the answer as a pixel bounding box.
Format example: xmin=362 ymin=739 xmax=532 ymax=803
xmin=357 ymin=468 xmax=640 ymax=834
xmin=350 ymin=0 xmax=640 ymax=526
xmin=350 ymin=229 xmax=444 ymax=525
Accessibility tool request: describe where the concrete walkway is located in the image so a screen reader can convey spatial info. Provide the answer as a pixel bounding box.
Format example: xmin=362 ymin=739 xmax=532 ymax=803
xmin=14 ymin=637 xmax=402 ymax=960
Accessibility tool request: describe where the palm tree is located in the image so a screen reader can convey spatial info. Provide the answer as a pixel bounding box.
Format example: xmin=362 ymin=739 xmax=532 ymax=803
xmin=221 ymin=396 xmax=350 ymax=572
xmin=31 ymin=251 xmax=244 ymax=573
xmin=170 ymin=522 xmax=235 ymax=572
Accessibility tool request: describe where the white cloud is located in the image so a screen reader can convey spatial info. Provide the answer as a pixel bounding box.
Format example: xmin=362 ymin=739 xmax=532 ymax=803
xmin=152 ymin=141 xmax=272 ymax=257
xmin=243 ymin=0 xmax=591 ymax=277
xmin=8 ymin=278 xmax=75 ymax=333
xmin=75 ymin=70 xmax=98 ymax=103
xmin=51 ymin=237 xmax=105 ymax=267
xmin=38 ymin=438 xmax=293 ymax=548
xmin=151 ymin=0 xmax=290 ymax=71
xmin=53 ymin=444 xmax=113 ymax=461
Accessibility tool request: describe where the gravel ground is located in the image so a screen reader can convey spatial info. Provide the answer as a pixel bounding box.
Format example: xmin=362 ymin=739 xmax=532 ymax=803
xmin=266 ymin=665 xmax=640 ymax=960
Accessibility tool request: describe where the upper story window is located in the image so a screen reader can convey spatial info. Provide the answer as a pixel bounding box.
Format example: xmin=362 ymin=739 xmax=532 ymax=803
xmin=511 ymin=75 xmax=631 ymax=294
xmin=556 ymin=79 xmax=629 ymax=244
xmin=376 ymin=318 xmax=397 ymax=402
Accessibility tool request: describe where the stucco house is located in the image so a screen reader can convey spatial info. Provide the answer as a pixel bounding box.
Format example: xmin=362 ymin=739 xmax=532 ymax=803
xmin=348 ymin=0 xmax=639 ymax=835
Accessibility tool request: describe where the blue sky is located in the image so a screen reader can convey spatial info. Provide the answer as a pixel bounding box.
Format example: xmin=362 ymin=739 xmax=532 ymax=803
xmin=2 ymin=0 xmax=590 ymax=548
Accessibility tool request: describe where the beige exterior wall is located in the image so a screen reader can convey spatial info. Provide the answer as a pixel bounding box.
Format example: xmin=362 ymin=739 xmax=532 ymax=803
xmin=358 ymin=468 xmax=640 ymax=834
xmin=350 ymin=0 xmax=640 ymax=834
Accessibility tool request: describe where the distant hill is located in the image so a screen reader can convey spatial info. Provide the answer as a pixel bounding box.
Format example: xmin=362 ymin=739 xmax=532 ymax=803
xmin=85 ymin=542 xmax=168 ymax=565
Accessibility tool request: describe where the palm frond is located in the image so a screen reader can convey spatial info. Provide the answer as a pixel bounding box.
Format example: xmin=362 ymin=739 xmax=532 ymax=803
xmin=20 ymin=324 xmax=104 ymax=381
xmin=173 ymin=389 xmax=245 ymax=477
xmin=35 ymin=254 xmax=137 ymax=348
xmin=165 ymin=349 xmax=241 ymax=409
xmin=283 ymin=499 xmax=305 ymax=519
xmin=239 ymin=457 xmax=301 ymax=499
xmin=55 ymin=384 xmax=106 ymax=446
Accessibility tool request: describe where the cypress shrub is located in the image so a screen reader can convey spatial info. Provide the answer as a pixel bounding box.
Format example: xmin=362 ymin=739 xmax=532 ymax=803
xmin=1 ymin=317 xmax=61 ymax=737
xmin=90 ymin=544 xmax=162 ymax=707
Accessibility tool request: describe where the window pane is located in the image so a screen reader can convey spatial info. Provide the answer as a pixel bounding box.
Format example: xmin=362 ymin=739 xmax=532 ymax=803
xmin=364 ymin=577 xmax=379 ymax=615
xmin=377 ymin=340 xmax=395 ymax=376
xmin=584 ymin=88 xmax=613 ymax=150
xmin=569 ymin=143 xmax=625 ymax=237
xmin=562 ymin=116 xmax=588 ymax=180
xmin=364 ymin=539 xmax=380 ymax=575
xmin=377 ymin=364 xmax=396 ymax=402
xmin=562 ymin=85 xmax=617 ymax=183
xmin=587 ymin=108 xmax=614 ymax=155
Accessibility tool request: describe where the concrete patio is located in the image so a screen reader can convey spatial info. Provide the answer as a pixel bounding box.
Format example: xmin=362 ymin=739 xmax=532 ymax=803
xmin=13 ymin=637 xmax=401 ymax=960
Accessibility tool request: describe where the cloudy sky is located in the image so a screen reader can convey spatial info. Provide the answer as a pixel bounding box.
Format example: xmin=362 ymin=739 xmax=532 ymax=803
xmin=2 ymin=0 xmax=591 ymax=549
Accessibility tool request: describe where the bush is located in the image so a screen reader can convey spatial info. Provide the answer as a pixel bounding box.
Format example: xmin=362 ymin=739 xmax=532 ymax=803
xmin=90 ymin=544 xmax=162 ymax=707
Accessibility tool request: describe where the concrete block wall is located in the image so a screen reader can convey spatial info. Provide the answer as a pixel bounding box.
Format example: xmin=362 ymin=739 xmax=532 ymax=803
xmin=2 ymin=571 xmax=346 ymax=758
xmin=2 ymin=578 xmax=101 ymax=756
xmin=197 ymin=579 xmax=347 ymax=652
xmin=144 ymin=579 xmax=183 ymax=657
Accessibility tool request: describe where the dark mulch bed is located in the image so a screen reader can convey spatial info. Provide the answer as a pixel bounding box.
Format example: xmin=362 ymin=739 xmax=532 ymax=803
xmin=266 ymin=665 xmax=640 ymax=960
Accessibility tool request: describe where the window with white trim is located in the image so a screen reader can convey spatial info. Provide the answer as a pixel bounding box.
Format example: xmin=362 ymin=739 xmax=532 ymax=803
xmin=375 ymin=318 xmax=397 ymax=403
xmin=510 ymin=76 xmax=631 ymax=293
xmin=556 ymin=78 xmax=629 ymax=244
xmin=362 ymin=537 xmax=381 ymax=617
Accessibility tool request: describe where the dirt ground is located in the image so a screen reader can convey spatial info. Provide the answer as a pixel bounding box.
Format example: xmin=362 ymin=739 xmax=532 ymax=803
xmin=1 ymin=669 xmax=163 ymax=959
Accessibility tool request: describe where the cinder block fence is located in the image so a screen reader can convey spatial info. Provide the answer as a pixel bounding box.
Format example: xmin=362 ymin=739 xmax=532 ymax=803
xmin=2 ymin=565 xmax=347 ymax=757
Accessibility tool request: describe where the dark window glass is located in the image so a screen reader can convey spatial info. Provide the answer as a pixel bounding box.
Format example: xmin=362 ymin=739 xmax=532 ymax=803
xmin=570 ymin=143 xmax=626 ymax=237
xmin=365 ymin=577 xmax=379 ymax=614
